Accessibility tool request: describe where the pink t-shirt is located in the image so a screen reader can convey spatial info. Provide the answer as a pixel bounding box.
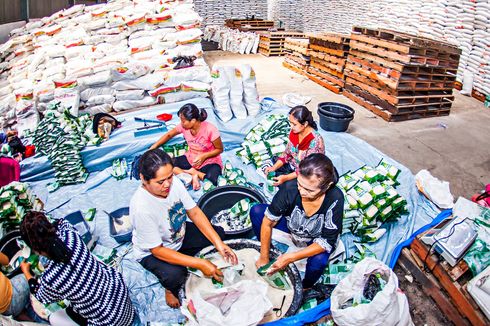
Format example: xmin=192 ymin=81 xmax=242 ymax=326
xmin=175 ymin=121 xmax=223 ymax=168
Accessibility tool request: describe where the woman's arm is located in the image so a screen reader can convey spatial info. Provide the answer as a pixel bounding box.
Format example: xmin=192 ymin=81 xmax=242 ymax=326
xmin=149 ymin=128 xmax=180 ymax=150
xmin=256 ymin=216 xmax=278 ymax=268
xmin=273 ymin=171 xmax=297 ymax=186
xmin=0 ymin=252 xmax=8 ymax=266
xmin=186 ymin=206 xmax=238 ymax=264
xmin=267 ymin=243 xmax=325 ymax=275
xmin=192 ymin=137 xmax=224 ymax=167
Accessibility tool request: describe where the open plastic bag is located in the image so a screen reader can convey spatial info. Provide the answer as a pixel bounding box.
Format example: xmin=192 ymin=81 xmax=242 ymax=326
xmin=331 ymin=257 xmax=413 ymax=326
xmin=182 ymin=280 xmax=272 ymax=326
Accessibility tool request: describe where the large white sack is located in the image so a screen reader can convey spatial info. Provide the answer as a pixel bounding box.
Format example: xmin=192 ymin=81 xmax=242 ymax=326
xmin=78 ymin=70 xmax=112 ymax=88
xmin=53 ymin=80 xmax=79 ymax=116
xmin=210 ymin=66 xmax=232 ymax=122
xmin=115 ymin=90 xmax=146 ymax=101
xmin=80 ymin=103 xmax=113 ymax=116
xmin=113 ymin=96 xmax=156 ymax=112
xmin=113 ymin=73 xmax=166 ymax=91
xmin=86 ymin=94 xmax=115 ymax=107
xmin=111 ymin=62 xmax=151 ymax=81
xmin=238 ymin=64 xmax=260 ymax=117
xmin=80 ymin=87 xmax=115 ymax=101
xmin=331 ymin=257 xmax=413 ymax=326
xmin=158 ymin=90 xmax=207 ymax=104
xmin=16 ymin=110 xmax=39 ymax=138
xmin=164 ymin=66 xmax=211 ymax=85
xmin=223 ymin=66 xmax=247 ymax=119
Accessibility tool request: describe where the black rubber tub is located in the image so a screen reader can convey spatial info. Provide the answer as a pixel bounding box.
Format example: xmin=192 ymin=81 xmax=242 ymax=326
xmin=0 ymin=230 xmax=25 ymax=278
xmin=197 ymin=185 xmax=266 ymax=239
xmin=318 ymin=102 xmax=355 ymax=132
xmin=184 ymin=239 xmax=303 ymax=317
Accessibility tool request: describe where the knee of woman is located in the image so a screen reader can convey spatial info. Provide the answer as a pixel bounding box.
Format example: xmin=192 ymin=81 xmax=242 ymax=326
xmin=250 ymin=203 xmax=267 ymax=220
xmin=308 ymin=253 xmax=329 ymax=271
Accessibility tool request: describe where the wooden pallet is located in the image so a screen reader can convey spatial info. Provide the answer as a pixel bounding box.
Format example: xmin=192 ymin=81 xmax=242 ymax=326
xmin=308 ymin=66 xmax=344 ymax=87
xmin=308 ymin=32 xmax=350 ymax=45
xmin=408 ymin=235 xmax=490 ymax=326
xmin=307 ymin=73 xmax=342 ymax=94
xmin=349 ymin=39 xmax=460 ymax=68
xmin=282 ymin=61 xmax=308 ymax=76
xmin=225 ymin=19 xmax=274 ymax=31
xmin=345 ymin=83 xmax=453 ymax=115
xmin=352 ymin=26 xmax=461 ymax=56
xmin=344 ymin=85 xmax=451 ymax=121
xmin=310 ymin=60 xmax=344 ymax=79
xmin=285 ymin=53 xmax=310 ymax=66
xmin=259 ymin=48 xmax=284 ymax=57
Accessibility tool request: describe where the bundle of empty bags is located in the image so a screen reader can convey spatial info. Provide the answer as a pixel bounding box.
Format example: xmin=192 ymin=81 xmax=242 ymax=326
xmin=0 ymin=0 xmax=213 ymax=137
xmin=211 ymin=64 xmax=261 ymax=122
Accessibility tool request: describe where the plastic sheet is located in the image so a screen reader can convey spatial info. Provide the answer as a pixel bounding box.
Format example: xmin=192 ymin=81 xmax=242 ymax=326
xmin=25 ymin=99 xmax=441 ymax=324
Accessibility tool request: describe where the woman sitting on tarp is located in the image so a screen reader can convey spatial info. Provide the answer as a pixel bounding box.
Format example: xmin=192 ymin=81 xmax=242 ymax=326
xmin=19 ymin=211 xmax=135 ymax=326
xmin=252 ymin=153 xmax=344 ymax=290
xmin=150 ymin=103 xmax=224 ymax=190
xmin=0 ymin=251 xmax=30 ymax=320
xmin=264 ymin=105 xmax=325 ymax=189
xmin=130 ymin=149 xmax=237 ymax=308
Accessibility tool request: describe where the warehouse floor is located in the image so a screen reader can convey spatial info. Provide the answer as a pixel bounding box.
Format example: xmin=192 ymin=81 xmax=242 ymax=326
xmin=204 ymin=51 xmax=490 ymax=200
xmin=204 ymin=50 xmax=490 ymax=325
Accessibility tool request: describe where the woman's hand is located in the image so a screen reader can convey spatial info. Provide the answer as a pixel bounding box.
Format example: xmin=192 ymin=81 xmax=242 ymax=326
xmin=199 ymin=259 xmax=223 ymax=282
xmin=267 ymin=253 xmax=294 ymax=275
xmin=192 ymin=154 xmax=207 ymax=168
xmin=216 ymin=243 xmax=238 ymax=265
xmin=255 ymin=256 xmax=270 ymax=269
xmin=20 ymin=261 xmax=32 ymax=276
xmin=273 ymin=175 xmax=289 ymax=186
xmin=263 ymin=166 xmax=275 ymax=175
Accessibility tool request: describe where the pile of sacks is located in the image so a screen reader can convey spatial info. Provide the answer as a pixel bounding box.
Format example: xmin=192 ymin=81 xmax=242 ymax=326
xmin=204 ymin=26 xmax=260 ymax=55
xmin=0 ymin=0 xmax=212 ymax=137
xmin=193 ymin=0 xmax=267 ymax=27
xmin=268 ymin=0 xmax=304 ymax=32
xmin=211 ymin=64 xmax=260 ymax=121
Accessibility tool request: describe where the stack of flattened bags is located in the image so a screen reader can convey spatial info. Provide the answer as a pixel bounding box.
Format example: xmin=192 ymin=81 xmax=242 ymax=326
xmin=32 ymin=103 xmax=102 ymax=188
xmin=0 ymin=0 xmax=211 ymax=136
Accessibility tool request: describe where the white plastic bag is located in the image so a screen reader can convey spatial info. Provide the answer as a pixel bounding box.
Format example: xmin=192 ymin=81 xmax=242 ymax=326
xmin=223 ymin=66 xmax=247 ymax=119
xmin=211 ymin=65 xmax=233 ymax=122
xmin=239 ymin=64 xmax=260 ymax=117
xmin=331 ymin=257 xmax=413 ymax=326
xmin=415 ymin=169 xmax=454 ymax=209
xmin=181 ymin=280 xmax=272 ymax=326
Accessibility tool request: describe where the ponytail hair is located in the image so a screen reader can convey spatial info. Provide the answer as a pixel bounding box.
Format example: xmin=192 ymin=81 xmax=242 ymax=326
xmin=178 ymin=103 xmax=207 ymax=122
xmin=289 ymin=105 xmax=318 ymax=130
xmin=20 ymin=211 xmax=72 ymax=264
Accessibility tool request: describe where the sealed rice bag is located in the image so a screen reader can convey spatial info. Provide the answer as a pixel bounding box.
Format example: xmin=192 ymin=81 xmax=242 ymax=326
xmin=350 ymin=183 xmax=374 ymax=209
xmin=361 ymin=166 xmax=384 ymax=183
xmin=338 ymin=172 xmax=359 ymax=191
xmin=369 ymin=182 xmax=387 ymax=200
xmin=360 ymin=228 xmax=387 ymax=243
xmin=217 ymin=176 xmax=227 ymax=187
xmin=352 ymin=166 xmax=366 ymax=180
xmin=256 ymin=260 xmax=291 ymax=290
xmin=376 ymin=159 xmax=401 ymax=181
xmin=363 ymin=204 xmax=379 ymax=221
xmin=202 ymin=179 xmax=215 ymax=193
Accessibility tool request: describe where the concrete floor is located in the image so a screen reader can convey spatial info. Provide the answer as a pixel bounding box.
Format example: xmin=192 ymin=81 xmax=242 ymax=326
xmin=204 ymin=51 xmax=490 ymax=200
xmin=204 ymin=50 xmax=490 ymax=325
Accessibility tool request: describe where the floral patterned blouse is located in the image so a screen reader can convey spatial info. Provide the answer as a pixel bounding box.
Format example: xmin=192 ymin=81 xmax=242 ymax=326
xmin=278 ymin=130 xmax=325 ymax=171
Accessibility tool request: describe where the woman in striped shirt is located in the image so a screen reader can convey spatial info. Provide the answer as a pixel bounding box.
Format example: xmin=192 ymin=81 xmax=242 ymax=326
xmin=19 ymin=211 xmax=135 ymax=326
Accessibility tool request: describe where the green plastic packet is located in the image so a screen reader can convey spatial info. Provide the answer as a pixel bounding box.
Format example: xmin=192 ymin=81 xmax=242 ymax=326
xmin=257 ymin=260 xmax=291 ymax=290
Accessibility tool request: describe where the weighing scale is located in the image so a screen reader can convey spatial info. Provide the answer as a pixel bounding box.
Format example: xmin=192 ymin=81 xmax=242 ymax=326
xmin=133 ymin=117 xmax=168 ymax=137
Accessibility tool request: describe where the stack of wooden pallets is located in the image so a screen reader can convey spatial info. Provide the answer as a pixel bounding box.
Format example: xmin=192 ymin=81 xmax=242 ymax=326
xmin=343 ymin=26 xmax=461 ymax=122
xmin=306 ymin=33 xmax=350 ymax=94
xmin=225 ymin=19 xmax=274 ymax=32
xmin=258 ymin=31 xmax=306 ymax=57
xmin=282 ymin=38 xmax=310 ymax=75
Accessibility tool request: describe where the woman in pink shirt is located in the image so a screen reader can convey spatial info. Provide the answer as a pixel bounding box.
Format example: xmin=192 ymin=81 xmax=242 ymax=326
xmin=151 ymin=103 xmax=223 ymax=190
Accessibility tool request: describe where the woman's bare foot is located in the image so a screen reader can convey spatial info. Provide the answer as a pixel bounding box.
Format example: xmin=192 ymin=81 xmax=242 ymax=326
xmin=191 ymin=174 xmax=201 ymax=191
xmin=165 ymin=290 xmax=180 ymax=308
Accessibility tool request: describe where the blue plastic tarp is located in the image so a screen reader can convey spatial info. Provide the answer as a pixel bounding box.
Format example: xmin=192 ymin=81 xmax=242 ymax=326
xmin=25 ymin=99 xmax=441 ymax=325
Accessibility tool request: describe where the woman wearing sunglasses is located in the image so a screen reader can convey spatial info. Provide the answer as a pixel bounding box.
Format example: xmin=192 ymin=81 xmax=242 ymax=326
xmin=251 ymin=153 xmax=343 ymax=289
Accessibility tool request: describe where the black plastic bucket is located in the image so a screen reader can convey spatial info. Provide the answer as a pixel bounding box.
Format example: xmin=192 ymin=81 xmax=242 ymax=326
xmin=0 ymin=230 xmax=24 ymax=278
xmin=184 ymin=239 xmax=303 ymax=317
xmin=197 ymin=185 xmax=266 ymax=239
xmin=317 ymin=102 xmax=355 ymax=132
